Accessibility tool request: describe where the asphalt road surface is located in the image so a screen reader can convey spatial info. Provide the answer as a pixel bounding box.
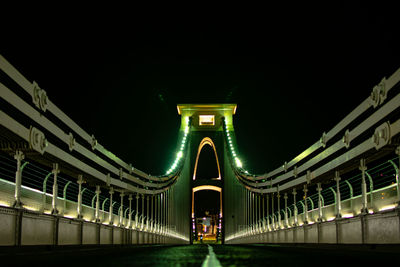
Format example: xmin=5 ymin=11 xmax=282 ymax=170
xmin=1 ymin=244 xmax=398 ymax=266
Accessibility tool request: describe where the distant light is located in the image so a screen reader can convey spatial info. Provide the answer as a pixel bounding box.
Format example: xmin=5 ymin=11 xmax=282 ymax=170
xmin=235 ymin=158 xmax=242 ymax=168
xmin=199 ymin=115 xmax=215 ymax=126
xmin=177 ymin=151 xmax=183 ymax=159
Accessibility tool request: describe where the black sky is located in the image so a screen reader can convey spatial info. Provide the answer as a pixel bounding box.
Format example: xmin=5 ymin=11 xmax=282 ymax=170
xmin=2 ymin=2 xmax=399 ymax=175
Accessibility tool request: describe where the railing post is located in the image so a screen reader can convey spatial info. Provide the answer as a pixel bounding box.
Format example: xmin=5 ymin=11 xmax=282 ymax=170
xmin=258 ymin=194 xmax=262 ymax=233
xmin=166 ymin=191 xmax=169 ymax=235
xmin=254 ymin=193 xmax=258 ymax=233
xmin=284 ymin=193 xmax=288 ymax=228
xmin=118 ymin=206 xmax=122 ymax=225
xmin=135 ymin=193 xmax=139 ymax=229
xmin=271 ymin=192 xmax=275 ymax=230
xmin=266 ymin=193 xmax=270 ymax=231
xmin=161 ymin=192 xmax=164 ymax=234
xmin=299 ymin=201 xmax=305 ymax=223
xmin=249 ymin=192 xmax=252 ymax=233
xmin=365 ymin=171 xmax=374 ymax=210
xmin=303 ymin=184 xmax=308 ymax=224
xmin=292 ymin=188 xmax=298 ymax=226
xmin=51 ymin=163 xmax=60 ymax=215
xmin=128 ymin=194 xmax=132 ymax=228
xmin=359 ymin=159 xmax=369 ymax=214
xmin=242 ymin=188 xmax=245 ymax=235
xmin=162 ymin=192 xmax=165 ymax=234
xmin=13 ymin=150 xmax=25 ymax=208
xmin=317 ymin=183 xmax=323 ymax=222
xmin=164 ymin=191 xmax=167 ymax=235
xmin=166 ymin=191 xmax=169 ymax=234
xmin=77 ymin=175 xmax=84 ymax=219
xmin=109 ymin=187 xmax=114 ymax=225
xmin=159 ymin=193 xmax=162 ymax=234
xmin=334 ymin=171 xmax=342 ymax=218
xmin=146 ymin=195 xmax=150 ymax=231
xmin=254 ymin=193 xmax=257 ymax=233
xmin=250 ymin=190 xmax=253 ymax=234
xmin=277 ymin=190 xmax=281 ymax=229
xmin=168 ymin=190 xmax=171 ymax=235
xmin=141 ymin=194 xmax=145 ymax=231
xmin=262 ymin=194 xmax=266 ymax=231
xmin=150 ymin=195 xmax=154 ymax=232
xmin=157 ymin=194 xmax=160 ymax=233
xmin=119 ymin=192 xmax=124 ymax=226
xmin=95 ymin=185 xmax=101 ymax=222
xmin=247 ymin=190 xmax=250 ymax=234
xmin=249 ymin=192 xmax=252 ymax=234
xmin=42 ymin=172 xmax=52 ymax=212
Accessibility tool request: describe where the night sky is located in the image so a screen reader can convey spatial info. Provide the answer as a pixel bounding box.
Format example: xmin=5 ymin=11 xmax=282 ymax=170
xmin=2 ymin=2 xmax=399 ymax=176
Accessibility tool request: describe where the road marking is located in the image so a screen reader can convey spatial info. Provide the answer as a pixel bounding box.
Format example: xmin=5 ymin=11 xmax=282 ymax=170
xmin=201 ymin=245 xmax=222 ymax=267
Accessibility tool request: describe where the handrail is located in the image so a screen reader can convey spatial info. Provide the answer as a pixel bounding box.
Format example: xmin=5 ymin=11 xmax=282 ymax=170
xmin=0 ymin=55 xmax=193 ymax=196
xmin=238 ymin=67 xmax=400 ymax=180
xmin=388 ymin=159 xmax=399 ymax=202
xmin=220 ymin=66 xmax=400 ymax=195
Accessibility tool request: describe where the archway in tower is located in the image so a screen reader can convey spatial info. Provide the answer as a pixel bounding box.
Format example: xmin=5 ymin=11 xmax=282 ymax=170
xmin=192 ymin=137 xmax=222 ymax=243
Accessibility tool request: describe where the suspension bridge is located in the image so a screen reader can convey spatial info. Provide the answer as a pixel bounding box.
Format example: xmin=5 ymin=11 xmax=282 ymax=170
xmin=1 ymin=54 xmax=400 ymax=265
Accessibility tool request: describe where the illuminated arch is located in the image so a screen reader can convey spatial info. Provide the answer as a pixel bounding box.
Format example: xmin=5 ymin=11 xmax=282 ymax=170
xmin=192 ymin=185 xmax=222 ymax=218
xmin=193 ymin=185 xmax=221 ymax=193
xmin=192 ymin=137 xmax=221 ymax=180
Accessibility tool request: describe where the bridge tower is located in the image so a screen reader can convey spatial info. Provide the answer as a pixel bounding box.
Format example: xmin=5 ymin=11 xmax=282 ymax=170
xmin=177 ymin=104 xmax=237 ymax=244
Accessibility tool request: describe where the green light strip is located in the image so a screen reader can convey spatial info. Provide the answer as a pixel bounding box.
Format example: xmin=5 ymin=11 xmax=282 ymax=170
xmin=165 ymin=117 xmax=191 ymax=176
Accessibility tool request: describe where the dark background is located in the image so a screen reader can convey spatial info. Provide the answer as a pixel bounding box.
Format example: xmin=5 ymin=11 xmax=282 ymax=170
xmin=2 ymin=2 xmax=399 ymax=176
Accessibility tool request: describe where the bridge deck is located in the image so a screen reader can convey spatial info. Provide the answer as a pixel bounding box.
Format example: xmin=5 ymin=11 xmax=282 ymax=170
xmin=1 ymin=244 xmax=398 ymax=266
